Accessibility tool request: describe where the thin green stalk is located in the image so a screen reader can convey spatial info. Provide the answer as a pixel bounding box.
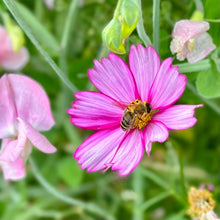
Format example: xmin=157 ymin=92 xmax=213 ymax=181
xmin=194 ymin=0 xmax=204 ymax=12
xmin=60 ymin=0 xmax=80 ymax=70
xmin=34 ymin=0 xmax=44 ymax=21
xmin=179 ymin=154 xmax=187 ymax=203
xmin=186 ymin=81 xmax=220 ymax=115
xmin=132 ymin=166 xmax=144 ymax=220
xmin=29 ymin=158 xmax=115 ymax=220
xmin=177 ymin=59 xmax=211 ymax=73
xmin=205 ymin=19 xmax=220 ymax=23
xmin=113 ymin=0 xmax=123 ymax=18
xmin=141 ymin=191 xmax=172 ymax=211
xmin=3 ymin=0 xmax=78 ymax=93
xmin=136 ymin=0 xmax=152 ymax=47
xmin=141 ymin=168 xmax=169 ymax=190
xmin=152 ymin=0 xmax=160 ymax=52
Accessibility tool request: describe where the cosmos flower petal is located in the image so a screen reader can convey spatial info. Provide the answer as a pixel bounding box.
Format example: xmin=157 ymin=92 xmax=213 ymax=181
xmin=171 ymin=20 xmax=209 ymax=42
xmin=129 ymin=44 xmax=160 ymax=101
xmin=88 ymin=52 xmax=137 ymax=102
xmin=67 ymin=91 xmax=123 ymax=130
xmin=1 ymin=47 xmax=29 ymax=71
xmin=1 ymin=157 xmax=26 ymax=181
xmin=186 ymin=32 xmax=216 ymax=63
xmin=153 ymin=104 xmax=203 ymax=130
xmin=0 ymin=75 xmax=17 ymax=138
xmin=74 ymin=126 xmax=125 ymax=172
xmin=148 ymin=58 xmax=186 ymax=109
xmin=143 ymin=121 xmax=169 ymax=155
xmin=8 ymin=74 xmax=55 ymax=131
xmin=111 ymin=129 xmax=144 ymax=176
xmin=17 ymin=118 xmax=56 ymax=154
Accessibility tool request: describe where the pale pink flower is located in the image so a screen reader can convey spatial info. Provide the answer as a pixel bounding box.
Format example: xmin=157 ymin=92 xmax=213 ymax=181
xmin=0 ymin=74 xmax=56 ymax=181
xmin=170 ymin=20 xmax=216 ymax=63
xmin=0 ymin=26 xmax=29 ymax=71
xmin=68 ymin=44 xmax=202 ymax=176
xmin=43 ymin=0 xmax=55 ymax=9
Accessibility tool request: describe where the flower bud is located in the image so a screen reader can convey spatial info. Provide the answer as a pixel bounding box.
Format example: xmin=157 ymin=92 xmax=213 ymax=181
xmin=3 ymin=13 xmax=25 ymax=52
xmin=102 ymin=0 xmax=139 ymax=54
xmin=102 ymin=18 xmax=125 ymax=54
xmin=120 ymin=0 xmax=139 ymax=39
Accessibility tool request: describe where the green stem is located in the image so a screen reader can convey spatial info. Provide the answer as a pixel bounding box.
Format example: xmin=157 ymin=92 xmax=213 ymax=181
xmin=204 ymin=18 xmax=220 ymax=23
xmin=152 ymin=0 xmax=160 ymax=52
xmin=132 ymin=166 xmax=144 ymax=220
xmin=113 ymin=0 xmax=123 ymax=18
xmin=141 ymin=191 xmax=172 ymax=211
xmin=3 ymin=0 xmax=78 ymax=93
xmin=141 ymin=168 xmax=169 ymax=190
xmin=194 ymin=0 xmax=204 ymax=12
xmin=136 ymin=0 xmax=152 ymax=47
xmin=34 ymin=0 xmax=44 ymax=21
xmin=29 ymin=158 xmax=115 ymax=220
xmin=176 ymin=59 xmax=211 ymax=73
xmin=186 ymin=81 xmax=220 ymax=115
xmin=60 ymin=0 xmax=80 ymax=70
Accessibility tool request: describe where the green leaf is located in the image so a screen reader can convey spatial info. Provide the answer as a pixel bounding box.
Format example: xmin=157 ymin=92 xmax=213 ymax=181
xmin=15 ymin=2 xmax=60 ymax=53
xmin=196 ymin=68 xmax=220 ymax=98
xmin=57 ymin=158 xmax=83 ymax=188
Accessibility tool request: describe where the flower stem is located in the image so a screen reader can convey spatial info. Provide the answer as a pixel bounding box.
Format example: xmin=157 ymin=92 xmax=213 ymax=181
xmin=29 ymin=157 xmax=115 ymax=220
xmin=3 ymin=0 xmax=78 ymax=93
xmin=113 ymin=0 xmax=123 ymax=18
xmin=176 ymin=59 xmax=211 ymax=73
xmin=186 ymin=81 xmax=220 ymax=115
xmin=152 ymin=0 xmax=160 ymax=52
xmin=60 ymin=0 xmax=80 ymax=72
xmin=132 ymin=166 xmax=144 ymax=220
xmin=136 ymin=0 xmax=152 ymax=47
xmin=141 ymin=191 xmax=172 ymax=211
xmin=194 ymin=0 xmax=204 ymax=12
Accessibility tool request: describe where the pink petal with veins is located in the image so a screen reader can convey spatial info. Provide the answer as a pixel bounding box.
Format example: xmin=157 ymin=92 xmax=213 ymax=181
xmin=148 ymin=58 xmax=186 ymax=109
xmin=67 ymin=91 xmax=123 ymax=130
xmin=88 ymin=52 xmax=137 ymax=102
xmin=129 ymin=44 xmax=160 ymax=102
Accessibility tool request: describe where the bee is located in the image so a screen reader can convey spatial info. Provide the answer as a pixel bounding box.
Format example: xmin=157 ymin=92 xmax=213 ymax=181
xmin=120 ymin=100 xmax=152 ymax=131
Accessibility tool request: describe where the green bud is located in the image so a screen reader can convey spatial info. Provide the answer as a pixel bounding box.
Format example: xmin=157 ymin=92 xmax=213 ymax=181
xmin=102 ymin=18 xmax=126 ymax=54
xmin=2 ymin=13 xmax=25 ymax=52
xmin=190 ymin=10 xmax=204 ymax=21
xmin=120 ymin=0 xmax=139 ymax=39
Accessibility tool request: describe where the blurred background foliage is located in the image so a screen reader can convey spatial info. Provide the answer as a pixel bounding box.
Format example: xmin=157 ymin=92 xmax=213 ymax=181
xmin=0 ymin=0 xmax=219 ymax=219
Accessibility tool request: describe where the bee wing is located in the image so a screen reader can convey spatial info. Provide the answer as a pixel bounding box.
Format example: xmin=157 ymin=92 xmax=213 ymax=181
xmin=112 ymin=101 xmax=129 ymax=110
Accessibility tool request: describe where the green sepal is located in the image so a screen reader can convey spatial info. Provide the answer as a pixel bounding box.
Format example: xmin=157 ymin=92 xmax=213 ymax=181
xmin=102 ymin=18 xmax=126 ymax=54
xmin=190 ymin=10 xmax=204 ymax=21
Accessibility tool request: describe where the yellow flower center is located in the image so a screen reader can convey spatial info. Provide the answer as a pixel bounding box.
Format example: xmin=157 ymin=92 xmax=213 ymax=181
xmin=188 ymin=187 xmax=215 ymax=216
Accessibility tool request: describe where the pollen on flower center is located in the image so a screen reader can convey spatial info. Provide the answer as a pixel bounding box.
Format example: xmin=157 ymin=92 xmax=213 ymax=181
xmin=188 ymin=187 xmax=215 ymax=216
xmin=120 ymin=99 xmax=152 ymax=131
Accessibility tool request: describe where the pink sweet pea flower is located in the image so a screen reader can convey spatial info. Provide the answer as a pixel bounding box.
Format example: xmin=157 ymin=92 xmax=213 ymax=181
xmin=68 ymin=44 xmax=202 ymax=176
xmin=0 ymin=26 xmax=29 ymax=71
xmin=170 ymin=20 xmax=216 ymax=63
xmin=0 ymin=74 xmax=56 ymax=181
xmin=43 ymin=0 xmax=55 ymax=9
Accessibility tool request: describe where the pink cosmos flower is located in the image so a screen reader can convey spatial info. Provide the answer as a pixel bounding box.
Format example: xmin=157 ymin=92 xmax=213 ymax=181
xmin=170 ymin=20 xmax=216 ymax=63
xmin=0 ymin=74 xmax=56 ymax=181
xmin=67 ymin=44 xmax=202 ymax=176
xmin=0 ymin=26 xmax=29 ymax=71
